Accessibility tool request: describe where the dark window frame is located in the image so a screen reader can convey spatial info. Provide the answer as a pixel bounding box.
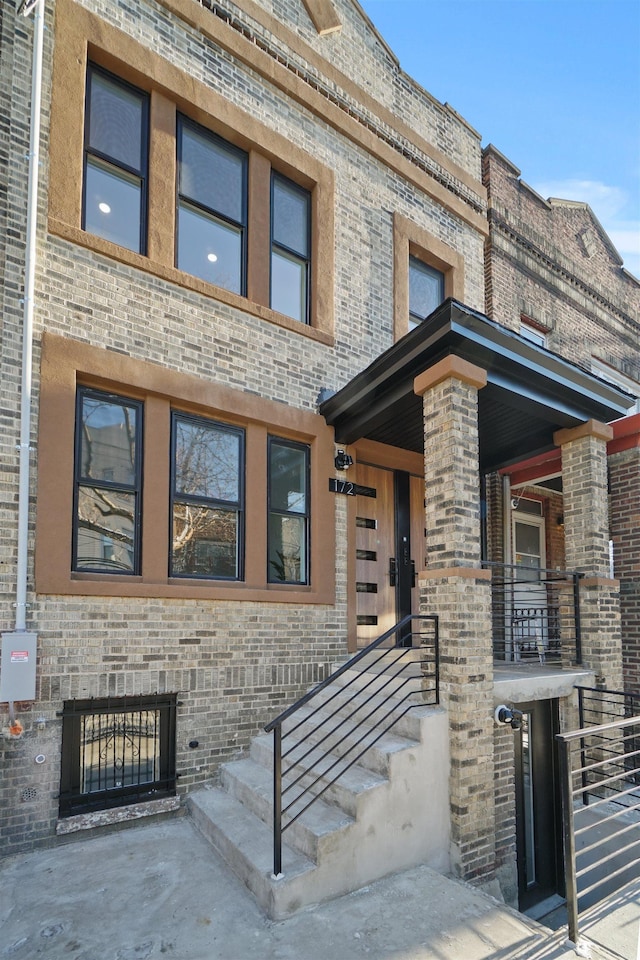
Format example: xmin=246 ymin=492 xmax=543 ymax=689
xmin=176 ymin=114 xmax=248 ymax=296
xmin=169 ymin=411 xmax=246 ymax=581
xmin=72 ymin=387 xmax=144 ymax=575
xmin=59 ymin=693 xmax=177 ymax=818
xmin=82 ymin=63 xmax=149 ymax=255
xmin=270 ymin=172 xmax=311 ymax=324
xmin=267 ymin=435 xmax=311 ymax=585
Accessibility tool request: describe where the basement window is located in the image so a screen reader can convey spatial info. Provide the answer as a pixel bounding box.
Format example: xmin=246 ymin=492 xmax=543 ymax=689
xmin=59 ymin=694 xmax=177 ymax=817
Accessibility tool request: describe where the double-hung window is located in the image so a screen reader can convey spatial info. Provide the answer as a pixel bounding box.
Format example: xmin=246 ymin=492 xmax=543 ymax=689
xmin=268 ymin=437 xmax=310 ymax=584
xmin=83 ymin=65 xmax=149 ymax=254
xmin=177 ymin=117 xmax=248 ymax=295
xmin=271 ymin=173 xmax=311 ymax=324
xmin=73 ymin=388 xmax=143 ymax=574
xmin=171 ymin=414 xmax=245 ymax=579
xmin=408 ymin=256 xmax=445 ymax=330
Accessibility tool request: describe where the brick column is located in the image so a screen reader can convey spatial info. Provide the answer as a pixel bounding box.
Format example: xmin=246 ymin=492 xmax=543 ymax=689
xmin=414 ymin=357 xmax=496 ymax=888
xmin=608 ymin=416 xmax=640 ymax=692
xmin=554 ymin=420 xmax=623 ymax=689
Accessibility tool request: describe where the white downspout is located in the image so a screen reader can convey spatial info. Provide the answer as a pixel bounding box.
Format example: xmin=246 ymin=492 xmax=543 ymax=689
xmin=15 ymin=0 xmax=44 ymax=632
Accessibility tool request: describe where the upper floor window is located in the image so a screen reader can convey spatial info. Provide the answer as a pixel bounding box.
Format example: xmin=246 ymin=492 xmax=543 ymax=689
xmin=177 ymin=117 xmax=247 ymax=295
xmin=409 ymin=256 xmax=444 ymax=330
xmin=268 ymin=437 xmax=310 ymax=584
xmin=83 ymin=65 xmax=149 ymax=254
xmin=73 ymin=388 xmax=143 ymax=574
xmin=171 ymin=414 xmax=245 ymax=580
xmin=520 ymin=322 xmax=547 ymax=348
xmin=271 ymin=174 xmax=311 ymax=324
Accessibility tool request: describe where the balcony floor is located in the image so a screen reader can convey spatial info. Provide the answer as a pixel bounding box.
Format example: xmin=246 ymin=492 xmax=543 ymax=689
xmin=493 ymin=662 xmax=595 ymax=703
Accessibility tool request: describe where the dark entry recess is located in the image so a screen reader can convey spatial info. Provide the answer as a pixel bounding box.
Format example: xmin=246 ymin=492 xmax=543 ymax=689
xmin=394 ymin=470 xmax=413 ymax=646
xmin=515 ymin=699 xmax=564 ymax=912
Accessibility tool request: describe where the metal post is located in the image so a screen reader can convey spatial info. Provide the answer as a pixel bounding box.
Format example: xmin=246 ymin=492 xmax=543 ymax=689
xmin=273 ymin=724 xmax=282 ymax=876
xmin=577 ymin=687 xmax=589 ymax=806
xmin=573 ymin=573 xmax=582 ymax=665
xmin=557 ymin=734 xmax=579 ymax=945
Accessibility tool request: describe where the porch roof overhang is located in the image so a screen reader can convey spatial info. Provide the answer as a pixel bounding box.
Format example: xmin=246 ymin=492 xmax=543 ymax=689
xmin=320 ymin=300 xmax=635 ymax=472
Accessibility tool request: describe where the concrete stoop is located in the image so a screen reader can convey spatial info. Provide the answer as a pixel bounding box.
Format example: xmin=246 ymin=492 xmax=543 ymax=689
xmin=188 ymin=662 xmax=451 ymax=919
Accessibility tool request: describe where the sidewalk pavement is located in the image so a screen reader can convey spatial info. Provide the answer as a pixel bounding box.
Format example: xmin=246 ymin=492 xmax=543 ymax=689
xmin=1 ymin=816 xmax=637 ymax=960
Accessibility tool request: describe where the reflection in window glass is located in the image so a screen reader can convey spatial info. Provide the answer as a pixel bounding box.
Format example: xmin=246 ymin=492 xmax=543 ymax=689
xmin=409 ymin=256 xmax=444 ymax=330
xmin=271 ymin=250 xmax=306 ymax=323
xmin=74 ymin=389 xmax=142 ymax=574
xmin=84 ymin=160 xmax=142 ymax=252
xmin=271 ymin=174 xmax=310 ymax=323
xmin=171 ymin=415 xmax=244 ymax=580
xmin=177 ymin=204 xmax=242 ymax=294
xmin=268 ymin=438 xmax=309 ymax=584
xmin=83 ymin=66 xmax=148 ymax=254
xmin=177 ymin=118 xmax=247 ymax=294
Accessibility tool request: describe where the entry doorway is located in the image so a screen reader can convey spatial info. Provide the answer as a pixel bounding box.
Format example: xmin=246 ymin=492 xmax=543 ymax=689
xmin=354 ymin=463 xmax=424 ymax=646
xmin=514 ymin=699 xmax=564 ymax=913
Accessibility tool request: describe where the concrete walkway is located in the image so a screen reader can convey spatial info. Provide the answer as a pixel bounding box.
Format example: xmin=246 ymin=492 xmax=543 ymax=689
xmin=0 ymin=817 xmax=637 ymax=960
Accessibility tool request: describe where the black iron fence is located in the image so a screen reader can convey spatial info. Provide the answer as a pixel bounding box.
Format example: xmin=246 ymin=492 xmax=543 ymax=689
xmin=264 ymin=614 xmax=439 ymax=876
xmin=483 ymin=561 xmax=582 ymax=666
xmin=557 ymin=694 xmax=640 ymax=945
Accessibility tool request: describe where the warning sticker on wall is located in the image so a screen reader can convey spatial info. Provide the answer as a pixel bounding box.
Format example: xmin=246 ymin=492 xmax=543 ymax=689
xmin=11 ymin=651 xmax=29 ymax=663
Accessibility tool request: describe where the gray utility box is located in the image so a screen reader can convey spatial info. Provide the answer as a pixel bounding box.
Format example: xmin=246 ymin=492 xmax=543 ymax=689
xmin=0 ymin=632 xmax=37 ymax=702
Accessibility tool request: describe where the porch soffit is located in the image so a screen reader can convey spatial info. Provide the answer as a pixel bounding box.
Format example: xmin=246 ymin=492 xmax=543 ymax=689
xmin=320 ymin=299 xmax=635 ymax=473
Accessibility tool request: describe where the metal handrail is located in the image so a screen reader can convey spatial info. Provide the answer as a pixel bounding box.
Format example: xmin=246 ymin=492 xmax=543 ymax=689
xmin=264 ymin=614 xmax=439 ymax=876
xmin=557 ymin=710 xmax=640 ymax=945
xmin=482 ymin=561 xmax=583 ymax=665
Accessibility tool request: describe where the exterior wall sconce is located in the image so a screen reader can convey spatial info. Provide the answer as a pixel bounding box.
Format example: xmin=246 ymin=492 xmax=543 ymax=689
xmin=495 ymin=704 xmax=523 ymax=731
xmin=334 ymin=450 xmax=353 ymax=471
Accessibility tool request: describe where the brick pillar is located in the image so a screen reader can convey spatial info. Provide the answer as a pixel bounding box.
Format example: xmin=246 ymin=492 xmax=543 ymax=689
xmin=554 ymin=420 xmax=623 ymax=690
xmin=608 ymin=428 xmax=640 ymax=693
xmin=414 ymin=357 xmax=496 ymax=887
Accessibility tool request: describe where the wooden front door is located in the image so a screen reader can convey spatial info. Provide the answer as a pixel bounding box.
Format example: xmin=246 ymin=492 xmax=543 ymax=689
xmin=355 ymin=463 xmax=424 ymax=646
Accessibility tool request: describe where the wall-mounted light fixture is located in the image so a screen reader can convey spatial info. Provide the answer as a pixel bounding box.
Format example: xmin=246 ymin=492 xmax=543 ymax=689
xmin=495 ymin=704 xmax=523 ymax=731
xmin=334 ymin=450 xmax=353 ymax=471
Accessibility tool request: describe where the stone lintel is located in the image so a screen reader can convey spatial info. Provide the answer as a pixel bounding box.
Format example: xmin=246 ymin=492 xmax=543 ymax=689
xmin=554 ymin=419 xmax=613 ymax=447
xmin=414 ymin=356 xmax=487 ymax=397
xmin=580 ymin=576 xmax=620 ymax=589
xmin=419 ymin=566 xmax=492 ymax=581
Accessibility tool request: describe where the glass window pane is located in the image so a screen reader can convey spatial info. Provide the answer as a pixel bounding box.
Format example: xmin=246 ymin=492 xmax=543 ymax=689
xmin=172 ymin=504 xmax=239 ymax=578
xmin=180 ymin=124 xmax=245 ymax=224
xmin=80 ymin=395 xmax=138 ymax=485
xmin=89 ymin=71 xmax=144 ymax=172
xmin=515 ymin=522 xmax=541 ymax=557
xmin=271 ymin=250 xmax=307 ymax=323
xmin=75 ymin=487 xmax=136 ymax=572
xmin=272 ymin=177 xmax=309 ymax=256
xmin=82 ymin=710 xmax=159 ymax=793
xmin=174 ymin=419 xmax=241 ymax=502
xmin=84 ymin=159 xmax=142 ymax=252
xmin=270 ymin=443 xmax=307 ymax=513
xmin=409 ymin=257 xmax=444 ymax=322
xmin=177 ymin=203 xmax=242 ymax=294
xmin=268 ymin=514 xmax=306 ymax=583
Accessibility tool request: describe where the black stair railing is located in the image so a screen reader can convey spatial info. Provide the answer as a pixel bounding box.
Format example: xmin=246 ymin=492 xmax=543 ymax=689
xmin=264 ymin=614 xmax=439 ymax=877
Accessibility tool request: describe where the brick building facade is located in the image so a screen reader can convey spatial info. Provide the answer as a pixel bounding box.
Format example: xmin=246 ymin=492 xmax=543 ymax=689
xmin=0 ymin=0 xmax=637 ymax=920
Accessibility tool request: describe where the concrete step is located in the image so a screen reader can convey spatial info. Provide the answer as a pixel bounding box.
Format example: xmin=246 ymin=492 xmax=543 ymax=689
xmin=220 ymin=756 xmax=353 ymax=860
xmin=278 ymin=701 xmax=422 ymax=779
xmin=250 ymin=731 xmax=387 ymax=817
xmin=188 ymin=784 xmax=316 ymax=918
xmin=308 ymin=680 xmax=440 ymax=741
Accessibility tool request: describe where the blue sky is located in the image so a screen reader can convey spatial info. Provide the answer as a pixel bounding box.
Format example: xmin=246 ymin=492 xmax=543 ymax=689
xmin=358 ymin=0 xmax=640 ymax=278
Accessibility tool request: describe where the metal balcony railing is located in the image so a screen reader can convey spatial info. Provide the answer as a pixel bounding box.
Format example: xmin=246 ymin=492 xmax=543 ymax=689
xmin=483 ymin=561 xmax=582 ymax=666
xmin=264 ymin=615 xmax=439 ymax=877
xmin=557 ymin=695 xmax=640 ymax=945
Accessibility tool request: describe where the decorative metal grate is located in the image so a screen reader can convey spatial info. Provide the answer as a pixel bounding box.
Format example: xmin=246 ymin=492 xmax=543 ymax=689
xmin=59 ymin=693 xmax=177 ymax=817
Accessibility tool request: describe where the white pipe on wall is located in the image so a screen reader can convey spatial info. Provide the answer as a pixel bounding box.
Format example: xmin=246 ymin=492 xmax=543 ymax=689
xmin=15 ymin=0 xmax=44 ymax=632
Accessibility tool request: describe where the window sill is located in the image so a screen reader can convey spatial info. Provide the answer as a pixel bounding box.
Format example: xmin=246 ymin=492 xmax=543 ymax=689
xmin=48 ymin=218 xmax=334 ymax=346
xmin=56 ymin=795 xmax=181 ymax=835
